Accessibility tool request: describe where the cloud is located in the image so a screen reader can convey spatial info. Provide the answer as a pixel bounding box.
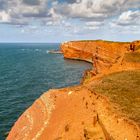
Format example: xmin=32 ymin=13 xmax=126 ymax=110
xmin=50 ymin=0 xmax=140 ymax=24
xmin=50 ymin=0 xmax=124 ymax=20
xmin=46 ymin=0 xmax=140 ymax=33
xmin=109 ymin=10 xmax=140 ymax=35
xmin=22 ymin=0 xmax=41 ymax=6
xmin=113 ymin=10 xmax=140 ymax=26
xmin=85 ymin=21 xmax=104 ymax=30
xmin=0 ymin=0 xmax=140 ymax=36
xmin=86 ymin=21 xmax=104 ymax=26
xmin=51 ymin=0 xmax=107 ymax=20
xmin=0 ymin=0 xmax=49 ymax=25
xmin=0 ymin=11 xmax=10 ymax=22
xmin=0 ymin=0 xmax=7 ymax=10
xmin=57 ymin=0 xmax=77 ymax=4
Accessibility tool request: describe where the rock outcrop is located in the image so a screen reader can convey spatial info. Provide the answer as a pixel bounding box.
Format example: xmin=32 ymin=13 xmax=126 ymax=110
xmin=61 ymin=40 xmax=130 ymax=73
xmin=7 ymin=40 xmax=140 ymax=140
xmin=61 ymin=40 xmax=140 ymax=79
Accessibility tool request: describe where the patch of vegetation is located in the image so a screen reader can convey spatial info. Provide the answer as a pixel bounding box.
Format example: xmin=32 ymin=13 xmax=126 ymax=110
xmin=65 ymin=124 xmax=70 ymax=132
xmin=83 ymin=128 xmax=90 ymax=139
xmin=85 ymin=102 xmax=88 ymax=109
xmin=136 ymin=45 xmax=140 ymax=51
xmin=91 ymin=70 xmax=140 ymax=124
xmin=124 ymin=52 xmax=140 ymax=62
xmin=81 ymin=121 xmax=85 ymax=125
xmin=83 ymin=97 xmax=85 ymax=101
xmin=54 ymin=137 xmax=62 ymax=140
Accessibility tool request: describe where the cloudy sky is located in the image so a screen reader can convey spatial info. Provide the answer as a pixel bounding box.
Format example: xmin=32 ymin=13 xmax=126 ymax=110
xmin=0 ymin=0 xmax=140 ymax=42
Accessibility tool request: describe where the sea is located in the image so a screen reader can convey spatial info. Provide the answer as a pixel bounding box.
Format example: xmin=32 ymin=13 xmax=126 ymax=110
xmin=0 ymin=43 xmax=92 ymax=139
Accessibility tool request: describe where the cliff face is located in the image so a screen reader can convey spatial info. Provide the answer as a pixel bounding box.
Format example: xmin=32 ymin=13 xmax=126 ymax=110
xmin=61 ymin=40 xmax=140 ymax=75
xmin=61 ymin=40 xmax=130 ymax=73
xmin=61 ymin=41 xmax=129 ymax=60
xmin=7 ymin=40 xmax=140 ymax=140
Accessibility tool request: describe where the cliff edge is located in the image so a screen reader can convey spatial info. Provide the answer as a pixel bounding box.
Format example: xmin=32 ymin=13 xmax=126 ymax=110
xmin=7 ymin=40 xmax=140 ymax=140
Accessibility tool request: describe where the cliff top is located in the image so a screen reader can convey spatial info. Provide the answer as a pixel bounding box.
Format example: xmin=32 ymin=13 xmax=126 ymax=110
xmin=69 ymin=39 xmax=130 ymax=44
xmin=87 ymin=70 xmax=140 ymax=126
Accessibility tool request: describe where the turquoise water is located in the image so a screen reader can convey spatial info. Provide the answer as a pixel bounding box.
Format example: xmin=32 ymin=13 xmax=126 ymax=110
xmin=0 ymin=43 xmax=92 ymax=139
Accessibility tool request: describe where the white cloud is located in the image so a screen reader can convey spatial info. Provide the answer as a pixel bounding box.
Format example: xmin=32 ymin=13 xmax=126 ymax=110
xmin=111 ymin=10 xmax=140 ymax=28
xmin=109 ymin=10 xmax=140 ymax=35
xmin=61 ymin=20 xmax=72 ymax=27
xmin=116 ymin=10 xmax=140 ymax=26
xmin=46 ymin=0 xmax=140 ymax=33
xmin=0 ymin=0 xmax=140 ymax=37
xmin=85 ymin=21 xmax=104 ymax=30
xmin=86 ymin=21 xmax=104 ymax=26
xmin=51 ymin=0 xmax=140 ymax=20
xmin=0 ymin=11 xmax=10 ymax=22
xmin=0 ymin=0 xmax=49 ymax=25
xmin=85 ymin=26 xmax=100 ymax=30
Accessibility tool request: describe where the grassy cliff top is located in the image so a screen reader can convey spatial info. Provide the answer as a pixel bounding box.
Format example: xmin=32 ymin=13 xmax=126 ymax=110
xmin=90 ymin=70 xmax=140 ymax=125
xmin=124 ymin=52 xmax=140 ymax=62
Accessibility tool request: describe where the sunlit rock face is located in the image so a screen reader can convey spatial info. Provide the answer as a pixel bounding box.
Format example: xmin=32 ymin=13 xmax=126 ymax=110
xmin=61 ymin=40 xmax=130 ymax=73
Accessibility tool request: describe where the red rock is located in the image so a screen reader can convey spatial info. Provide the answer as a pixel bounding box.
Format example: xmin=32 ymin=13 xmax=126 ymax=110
xmin=60 ymin=40 xmax=130 ymax=73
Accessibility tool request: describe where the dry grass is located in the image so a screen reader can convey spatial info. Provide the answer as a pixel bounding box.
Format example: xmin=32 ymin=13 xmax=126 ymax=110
xmin=136 ymin=45 xmax=140 ymax=51
xmin=65 ymin=124 xmax=70 ymax=132
xmin=124 ymin=52 xmax=140 ymax=62
xmin=91 ymin=70 xmax=140 ymax=124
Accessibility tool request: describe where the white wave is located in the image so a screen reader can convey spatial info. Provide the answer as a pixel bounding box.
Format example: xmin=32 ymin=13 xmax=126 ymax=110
xmin=46 ymin=50 xmax=49 ymax=54
xmin=35 ymin=49 xmax=39 ymax=51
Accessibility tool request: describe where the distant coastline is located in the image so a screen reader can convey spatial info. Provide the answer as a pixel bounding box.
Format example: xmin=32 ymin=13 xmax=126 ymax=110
xmin=47 ymin=50 xmax=62 ymax=54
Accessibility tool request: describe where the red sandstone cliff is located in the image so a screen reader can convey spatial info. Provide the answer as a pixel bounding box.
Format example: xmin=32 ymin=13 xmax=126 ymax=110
xmin=61 ymin=40 xmax=140 ymax=75
xmin=61 ymin=40 xmax=129 ymax=62
xmin=7 ymin=40 xmax=140 ymax=140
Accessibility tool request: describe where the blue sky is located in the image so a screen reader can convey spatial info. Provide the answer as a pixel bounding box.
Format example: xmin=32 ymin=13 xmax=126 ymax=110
xmin=0 ymin=0 xmax=140 ymax=43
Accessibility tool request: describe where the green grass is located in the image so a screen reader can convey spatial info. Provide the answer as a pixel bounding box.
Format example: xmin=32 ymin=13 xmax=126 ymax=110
xmin=124 ymin=52 xmax=140 ymax=62
xmin=91 ymin=70 xmax=140 ymax=124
